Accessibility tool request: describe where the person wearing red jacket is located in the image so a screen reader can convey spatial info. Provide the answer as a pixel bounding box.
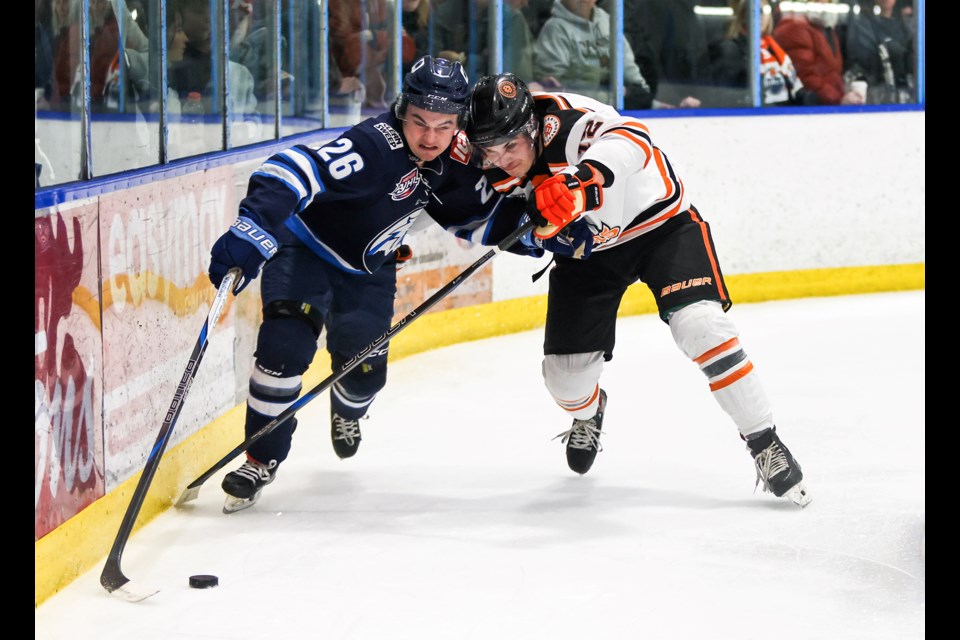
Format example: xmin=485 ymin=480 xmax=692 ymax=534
xmin=773 ymin=0 xmax=863 ymax=105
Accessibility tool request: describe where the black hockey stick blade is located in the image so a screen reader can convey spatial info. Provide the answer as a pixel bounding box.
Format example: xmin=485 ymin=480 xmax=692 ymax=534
xmin=100 ymin=269 xmax=239 ymax=601
xmin=176 ymin=221 xmax=537 ymax=506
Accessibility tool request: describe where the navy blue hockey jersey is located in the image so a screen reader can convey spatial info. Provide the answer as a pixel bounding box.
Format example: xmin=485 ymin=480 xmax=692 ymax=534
xmin=238 ymin=110 xmax=531 ymax=275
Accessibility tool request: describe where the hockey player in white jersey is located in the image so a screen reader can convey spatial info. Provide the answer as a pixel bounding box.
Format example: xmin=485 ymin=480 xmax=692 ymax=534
xmin=466 ymin=73 xmax=811 ymax=507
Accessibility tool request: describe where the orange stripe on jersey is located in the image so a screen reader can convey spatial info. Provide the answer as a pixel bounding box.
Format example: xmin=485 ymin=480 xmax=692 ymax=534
xmin=709 ymin=361 xmax=753 ymax=391
xmin=653 ymin=148 xmax=675 ymax=198
xmin=615 ymin=150 xmax=683 ymax=240
xmin=688 ymin=207 xmax=728 ymax=304
xmin=492 ymin=175 xmax=523 ymax=192
xmin=608 ymin=129 xmax=652 ymax=167
xmin=694 ymin=337 xmax=740 ymax=365
xmin=620 ymin=119 xmax=649 ymax=133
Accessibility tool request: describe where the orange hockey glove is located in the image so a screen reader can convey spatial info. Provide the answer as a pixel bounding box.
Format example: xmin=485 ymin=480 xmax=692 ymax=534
xmin=529 ymin=163 xmax=603 ymax=239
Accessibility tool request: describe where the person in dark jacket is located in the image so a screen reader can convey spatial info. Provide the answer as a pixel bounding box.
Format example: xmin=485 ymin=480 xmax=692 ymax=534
xmin=710 ymin=0 xmax=817 ymax=106
xmin=844 ymin=0 xmax=915 ymax=103
xmin=773 ymin=0 xmax=863 ymax=105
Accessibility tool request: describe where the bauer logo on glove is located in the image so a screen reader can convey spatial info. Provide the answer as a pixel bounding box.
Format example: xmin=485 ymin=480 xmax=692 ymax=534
xmin=529 ymin=163 xmax=603 ymax=239
xmin=209 ymin=213 xmax=279 ymax=294
xmin=232 ymin=216 xmax=278 ymax=257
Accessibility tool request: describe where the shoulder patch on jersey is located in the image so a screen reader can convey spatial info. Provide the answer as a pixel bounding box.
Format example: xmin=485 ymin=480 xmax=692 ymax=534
xmin=542 ymin=115 xmax=561 ymax=146
xmin=390 ymin=168 xmax=421 ymax=200
xmin=374 ymin=122 xmax=404 ymax=150
xmin=450 ymin=130 xmax=471 ymax=165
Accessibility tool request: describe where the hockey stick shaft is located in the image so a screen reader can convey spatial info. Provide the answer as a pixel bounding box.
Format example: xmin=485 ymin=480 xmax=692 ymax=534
xmin=176 ymin=220 xmax=537 ymax=505
xmin=99 ymin=268 xmax=240 ymax=598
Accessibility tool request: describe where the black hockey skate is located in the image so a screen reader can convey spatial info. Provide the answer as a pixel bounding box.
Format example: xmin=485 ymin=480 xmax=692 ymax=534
xmin=745 ymin=427 xmax=811 ymax=508
xmin=554 ymin=389 xmax=607 ymax=475
xmin=221 ymin=456 xmax=278 ymax=514
xmin=331 ymin=411 xmax=363 ymax=459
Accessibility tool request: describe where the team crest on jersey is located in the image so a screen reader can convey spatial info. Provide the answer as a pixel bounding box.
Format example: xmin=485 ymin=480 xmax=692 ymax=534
xmin=390 ymin=169 xmax=421 ymax=200
xmin=375 ymin=122 xmax=404 ymax=150
xmin=542 ymin=115 xmax=561 ymax=146
xmin=593 ymin=222 xmax=620 ymax=247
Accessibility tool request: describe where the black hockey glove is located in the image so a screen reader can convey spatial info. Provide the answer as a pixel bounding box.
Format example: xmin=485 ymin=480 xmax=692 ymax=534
xmin=209 ymin=211 xmax=278 ymax=294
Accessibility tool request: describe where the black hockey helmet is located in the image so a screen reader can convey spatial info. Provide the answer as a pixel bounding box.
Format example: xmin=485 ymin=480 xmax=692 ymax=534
xmin=466 ymin=73 xmax=537 ymax=148
xmin=395 ymin=55 xmax=470 ymax=127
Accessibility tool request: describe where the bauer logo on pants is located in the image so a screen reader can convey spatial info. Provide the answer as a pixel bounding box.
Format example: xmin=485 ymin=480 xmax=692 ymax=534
xmin=661 ymin=277 xmax=712 ymax=298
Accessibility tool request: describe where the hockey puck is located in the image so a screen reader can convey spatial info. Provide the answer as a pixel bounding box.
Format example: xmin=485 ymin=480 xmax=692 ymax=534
xmin=189 ymin=574 xmax=219 ymax=589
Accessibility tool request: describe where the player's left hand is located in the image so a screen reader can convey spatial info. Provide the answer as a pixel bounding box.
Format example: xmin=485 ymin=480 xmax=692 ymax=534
xmin=529 ymin=163 xmax=603 ymax=239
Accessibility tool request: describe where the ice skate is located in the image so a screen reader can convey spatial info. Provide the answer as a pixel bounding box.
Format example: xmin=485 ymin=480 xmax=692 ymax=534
xmin=554 ymin=389 xmax=607 ymax=474
xmin=221 ymin=456 xmax=278 ymax=514
xmin=331 ymin=411 xmax=364 ymax=459
xmin=746 ymin=427 xmax=811 ymax=508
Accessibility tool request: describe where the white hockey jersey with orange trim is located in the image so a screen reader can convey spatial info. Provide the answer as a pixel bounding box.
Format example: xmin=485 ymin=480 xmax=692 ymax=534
xmin=483 ymin=91 xmax=692 ymax=252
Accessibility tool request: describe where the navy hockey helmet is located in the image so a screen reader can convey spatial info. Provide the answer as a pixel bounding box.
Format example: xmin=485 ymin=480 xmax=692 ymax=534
xmin=395 ymin=55 xmax=470 ymax=127
xmin=466 ymin=73 xmax=537 ymax=148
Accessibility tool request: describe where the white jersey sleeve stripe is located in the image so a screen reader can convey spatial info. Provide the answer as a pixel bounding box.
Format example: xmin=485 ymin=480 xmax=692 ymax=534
xmin=278 ymin=148 xmax=326 ymax=212
xmin=253 ymin=161 xmax=308 ymax=202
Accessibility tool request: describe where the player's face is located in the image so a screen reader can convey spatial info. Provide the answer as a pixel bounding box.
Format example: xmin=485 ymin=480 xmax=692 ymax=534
xmin=475 ymin=134 xmax=536 ymax=177
xmin=401 ymin=105 xmax=460 ymax=162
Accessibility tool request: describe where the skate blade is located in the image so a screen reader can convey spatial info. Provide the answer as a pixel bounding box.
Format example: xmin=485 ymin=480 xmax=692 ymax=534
xmin=223 ymin=489 xmax=262 ymax=514
xmin=785 ymin=482 xmax=812 ymax=508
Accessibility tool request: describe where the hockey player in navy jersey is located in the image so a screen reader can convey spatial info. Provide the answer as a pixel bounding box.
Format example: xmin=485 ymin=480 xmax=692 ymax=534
xmin=466 ymin=73 xmax=811 ymax=507
xmin=208 ymin=57 xmax=547 ymax=513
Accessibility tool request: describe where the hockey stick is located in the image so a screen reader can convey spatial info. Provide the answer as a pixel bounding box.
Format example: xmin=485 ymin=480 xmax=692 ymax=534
xmin=99 ymin=268 xmax=240 ymax=602
xmin=176 ymin=219 xmax=537 ymax=506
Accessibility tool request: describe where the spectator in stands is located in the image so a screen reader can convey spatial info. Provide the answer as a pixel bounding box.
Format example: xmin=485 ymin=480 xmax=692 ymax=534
xmin=121 ymin=0 xmax=188 ymax=113
xmin=88 ymin=0 xmax=120 ymax=107
xmin=536 ymin=0 xmax=692 ymax=109
xmin=50 ymin=0 xmax=76 ymax=107
xmin=522 ymin=0 xmax=555 ymax=37
xmin=36 ymin=0 xmax=55 ymax=107
xmin=230 ymin=1 xmax=295 ymax=103
xmin=170 ymin=0 xmax=259 ymax=116
xmin=402 ymin=0 xmax=431 ymax=76
xmin=710 ymin=0 xmax=817 ymax=106
xmin=613 ymin=0 xmax=712 ymax=107
xmin=52 ymin=0 xmax=118 ymax=108
xmin=329 ymin=0 xmax=391 ymax=111
xmin=844 ymin=0 xmax=915 ymax=103
xmin=431 ymin=0 xmax=543 ymax=91
xmin=432 ymin=0 xmax=484 ymax=78
xmin=774 ymin=0 xmax=864 ymax=105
